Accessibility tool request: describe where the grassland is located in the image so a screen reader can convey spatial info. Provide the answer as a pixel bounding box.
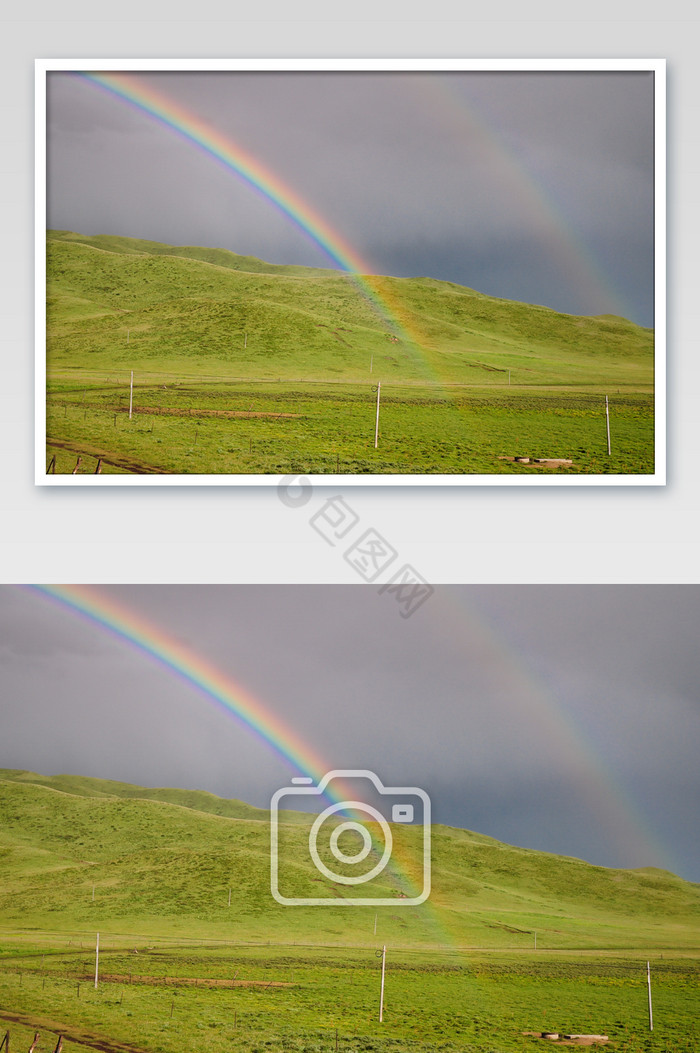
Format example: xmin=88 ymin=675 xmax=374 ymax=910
xmin=44 ymin=232 xmax=656 ymax=477
xmin=0 ymin=770 xmax=697 ymax=1053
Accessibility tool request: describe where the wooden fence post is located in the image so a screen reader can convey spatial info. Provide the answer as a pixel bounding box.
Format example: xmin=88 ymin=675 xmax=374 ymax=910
xmin=53 ymin=1038 xmax=63 ymax=1053
xmin=28 ymin=1033 xmax=40 ymax=1053
xmin=0 ymin=1029 xmax=9 ymax=1052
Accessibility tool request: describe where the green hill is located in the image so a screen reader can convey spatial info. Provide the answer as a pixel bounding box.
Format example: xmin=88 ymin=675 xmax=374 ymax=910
xmin=46 ymin=230 xmax=653 ymax=387
xmin=44 ymin=231 xmax=657 ymax=475
xmin=0 ymin=769 xmax=695 ymax=951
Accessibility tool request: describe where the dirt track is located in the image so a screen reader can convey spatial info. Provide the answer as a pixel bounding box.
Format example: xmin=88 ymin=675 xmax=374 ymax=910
xmin=0 ymin=1010 xmax=150 ymax=1053
xmin=45 ymin=440 xmax=171 ymax=475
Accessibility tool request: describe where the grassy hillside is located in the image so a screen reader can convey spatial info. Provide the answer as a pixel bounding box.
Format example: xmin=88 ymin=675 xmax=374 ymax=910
xmin=44 ymin=232 xmax=656 ymax=475
xmin=46 ymin=231 xmax=653 ymax=387
xmin=0 ymin=769 xmax=695 ymax=950
xmin=1 ymin=770 xmax=697 ymax=1053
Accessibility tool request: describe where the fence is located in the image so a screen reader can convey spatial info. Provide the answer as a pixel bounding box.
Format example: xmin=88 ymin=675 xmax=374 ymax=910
xmin=0 ymin=1032 xmax=62 ymax=1053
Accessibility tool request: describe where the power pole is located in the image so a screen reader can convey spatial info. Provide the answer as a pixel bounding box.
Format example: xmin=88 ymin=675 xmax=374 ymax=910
xmin=606 ymin=395 xmax=611 ymax=455
xmin=374 ymin=382 xmax=381 ymax=449
xmin=129 ymin=371 xmax=134 ymax=420
xmin=379 ymin=946 xmax=386 ymax=1022
xmin=647 ymin=961 xmax=653 ymax=1030
xmin=94 ymin=932 xmax=99 ymax=989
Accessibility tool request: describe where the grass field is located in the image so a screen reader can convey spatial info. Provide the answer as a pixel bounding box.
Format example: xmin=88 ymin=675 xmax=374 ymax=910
xmin=0 ymin=770 xmax=697 ymax=1052
xmin=44 ymin=232 xmax=656 ymax=477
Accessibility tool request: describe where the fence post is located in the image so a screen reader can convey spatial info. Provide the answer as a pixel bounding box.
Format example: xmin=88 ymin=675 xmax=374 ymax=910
xmin=379 ymin=945 xmax=386 ymax=1022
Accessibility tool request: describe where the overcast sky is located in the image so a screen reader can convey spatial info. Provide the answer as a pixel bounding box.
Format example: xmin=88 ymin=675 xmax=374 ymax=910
xmin=46 ymin=68 xmax=656 ymax=326
xmin=1 ymin=585 xmax=697 ymax=882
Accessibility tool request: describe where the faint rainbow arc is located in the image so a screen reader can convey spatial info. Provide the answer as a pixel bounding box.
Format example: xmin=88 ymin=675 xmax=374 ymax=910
xmin=78 ymin=73 xmax=439 ymax=381
xmin=417 ymin=75 xmax=637 ymax=321
xmin=439 ymin=588 xmax=679 ymax=874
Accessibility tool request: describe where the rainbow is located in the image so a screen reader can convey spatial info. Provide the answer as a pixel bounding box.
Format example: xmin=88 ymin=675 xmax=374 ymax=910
xmin=440 ymin=588 xmax=679 ymax=875
xmin=414 ymin=75 xmax=634 ymax=320
xmin=69 ymin=68 xmax=650 ymax=420
xmin=76 ymin=69 xmax=639 ymax=338
xmin=77 ymin=72 xmax=439 ymax=382
xmin=31 ymin=583 xmax=330 ymax=782
xmin=22 ymin=584 xmax=682 ymax=937
xmin=27 ymin=584 xmax=429 ymax=906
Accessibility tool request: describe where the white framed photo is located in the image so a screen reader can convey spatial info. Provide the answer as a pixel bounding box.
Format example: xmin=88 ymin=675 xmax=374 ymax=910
xmin=37 ymin=59 xmax=665 ymax=486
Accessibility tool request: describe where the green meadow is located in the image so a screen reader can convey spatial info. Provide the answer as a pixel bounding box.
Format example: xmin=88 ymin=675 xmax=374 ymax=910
xmin=44 ymin=232 xmax=656 ymax=476
xmin=1 ymin=770 xmax=697 ymax=1053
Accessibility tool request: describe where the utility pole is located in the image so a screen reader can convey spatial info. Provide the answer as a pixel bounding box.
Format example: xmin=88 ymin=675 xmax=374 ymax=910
xmin=647 ymin=961 xmax=653 ymax=1030
xmin=129 ymin=371 xmax=134 ymax=420
xmin=606 ymin=395 xmax=611 ymax=455
xmin=94 ymin=932 xmax=99 ymax=989
xmin=379 ymin=946 xmax=386 ymax=1022
xmin=374 ymin=382 xmax=381 ymax=449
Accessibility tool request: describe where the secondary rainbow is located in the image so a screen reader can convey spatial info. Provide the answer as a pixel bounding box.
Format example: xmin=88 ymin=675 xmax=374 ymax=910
xmin=415 ymin=75 xmax=634 ymax=320
xmin=438 ymin=588 xmax=680 ymax=875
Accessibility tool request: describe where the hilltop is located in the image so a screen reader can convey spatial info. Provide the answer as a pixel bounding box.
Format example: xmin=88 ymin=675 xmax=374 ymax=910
xmin=46 ymin=230 xmax=653 ymax=388
xmin=43 ymin=231 xmax=657 ymax=475
xmin=0 ymin=769 xmax=695 ymax=950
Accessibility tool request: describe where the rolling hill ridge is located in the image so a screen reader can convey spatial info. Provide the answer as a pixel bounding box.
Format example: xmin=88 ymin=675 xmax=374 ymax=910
xmin=46 ymin=231 xmax=653 ymax=387
xmin=1 ymin=769 xmax=695 ymax=951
